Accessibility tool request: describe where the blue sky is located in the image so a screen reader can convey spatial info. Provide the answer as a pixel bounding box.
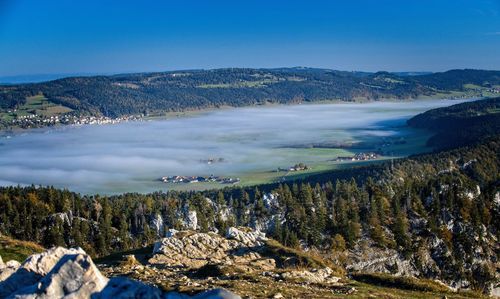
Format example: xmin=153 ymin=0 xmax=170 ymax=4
xmin=0 ymin=0 xmax=499 ymax=76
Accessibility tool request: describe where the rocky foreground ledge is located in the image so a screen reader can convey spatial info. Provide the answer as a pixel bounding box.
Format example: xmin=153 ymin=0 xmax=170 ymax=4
xmin=0 ymin=227 xmax=350 ymax=298
xmin=99 ymin=227 xmax=352 ymax=298
xmin=0 ymin=246 xmax=240 ymax=299
xmin=5 ymin=227 xmax=477 ymax=298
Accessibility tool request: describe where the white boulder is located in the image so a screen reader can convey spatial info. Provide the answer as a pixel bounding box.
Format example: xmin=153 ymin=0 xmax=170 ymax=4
xmin=9 ymin=253 xmax=108 ymax=298
xmin=0 ymin=247 xmax=85 ymax=297
xmin=226 ymin=227 xmax=267 ymax=246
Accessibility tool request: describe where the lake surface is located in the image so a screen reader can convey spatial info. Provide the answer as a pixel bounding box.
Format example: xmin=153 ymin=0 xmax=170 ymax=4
xmin=0 ymin=99 xmax=471 ymax=194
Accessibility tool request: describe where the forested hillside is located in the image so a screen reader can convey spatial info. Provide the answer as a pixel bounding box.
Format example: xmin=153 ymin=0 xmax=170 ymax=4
xmin=0 ymin=98 xmax=498 ymax=293
xmin=1 ymin=68 xmax=499 ymax=117
xmin=408 ymin=97 xmax=500 ymax=149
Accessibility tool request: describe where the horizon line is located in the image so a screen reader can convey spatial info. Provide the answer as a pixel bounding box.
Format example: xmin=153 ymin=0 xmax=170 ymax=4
xmin=1 ymin=67 xmax=499 ymax=84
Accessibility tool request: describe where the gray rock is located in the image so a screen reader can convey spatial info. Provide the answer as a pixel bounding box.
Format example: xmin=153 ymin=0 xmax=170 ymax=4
xmin=181 ymin=210 xmax=198 ymax=230
xmin=0 ymin=247 xmax=85 ymax=297
xmin=281 ymin=267 xmax=341 ymax=284
xmin=8 ymin=253 xmax=108 ymax=298
xmin=0 ymin=260 xmax=20 ymax=283
xmin=93 ymin=277 xmax=162 ymax=299
xmin=150 ymin=228 xmax=272 ymax=270
xmin=225 ymin=227 xmax=267 ymax=246
xmin=151 ymin=213 xmax=165 ymax=236
xmin=1 ymin=247 xmax=241 ymax=299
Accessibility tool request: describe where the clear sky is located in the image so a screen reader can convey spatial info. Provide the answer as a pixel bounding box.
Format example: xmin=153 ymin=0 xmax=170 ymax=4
xmin=0 ymin=0 xmax=499 ymax=76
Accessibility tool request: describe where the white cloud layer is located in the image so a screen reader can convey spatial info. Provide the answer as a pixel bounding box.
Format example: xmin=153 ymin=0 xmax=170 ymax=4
xmin=0 ymin=99 xmax=471 ymax=194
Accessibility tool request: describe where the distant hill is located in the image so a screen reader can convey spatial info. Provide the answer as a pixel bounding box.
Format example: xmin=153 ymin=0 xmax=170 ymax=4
xmin=1 ymin=68 xmax=499 ymax=117
xmin=0 ymin=73 xmax=104 ymax=84
xmin=391 ymin=71 xmax=434 ymax=76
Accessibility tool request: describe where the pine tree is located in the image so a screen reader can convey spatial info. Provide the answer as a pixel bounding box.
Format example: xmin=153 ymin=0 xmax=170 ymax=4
xmin=44 ymin=218 xmax=66 ymax=247
xmin=330 ymin=233 xmax=346 ymax=252
xmin=368 ymin=199 xmax=386 ymax=247
xmin=118 ymin=217 xmax=130 ymax=250
xmin=272 ymin=218 xmax=283 ymax=244
xmin=393 ymin=210 xmax=411 ymax=254
xmin=71 ymin=218 xmax=83 ymax=247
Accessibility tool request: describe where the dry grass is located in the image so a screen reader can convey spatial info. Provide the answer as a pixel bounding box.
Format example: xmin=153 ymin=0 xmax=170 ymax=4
xmin=351 ymin=272 xmax=451 ymax=293
xmin=95 ymin=245 xmax=154 ymax=265
xmin=263 ymin=239 xmax=346 ymax=276
xmin=0 ymin=235 xmax=44 ymax=262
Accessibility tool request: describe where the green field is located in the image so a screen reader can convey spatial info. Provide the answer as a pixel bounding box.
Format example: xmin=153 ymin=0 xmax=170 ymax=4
xmin=197 ymin=78 xmax=280 ymax=88
xmin=159 ymin=128 xmax=434 ymax=191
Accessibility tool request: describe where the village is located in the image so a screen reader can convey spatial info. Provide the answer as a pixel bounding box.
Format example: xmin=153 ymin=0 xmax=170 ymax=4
xmin=5 ymin=113 xmax=142 ymax=130
xmin=335 ymin=152 xmax=379 ymax=162
xmin=199 ymin=157 xmax=225 ymax=164
xmin=160 ymin=174 xmax=240 ymax=185
xmin=276 ymin=163 xmax=310 ymax=172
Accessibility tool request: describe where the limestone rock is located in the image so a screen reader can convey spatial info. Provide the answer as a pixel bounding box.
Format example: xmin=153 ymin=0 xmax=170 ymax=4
xmin=151 ymin=232 xmax=233 ymax=268
xmin=94 ymin=277 xmax=162 ymax=299
xmin=22 ymin=247 xmax=86 ymax=276
xmin=166 ymin=228 xmax=179 ymax=238
xmin=1 ymin=247 xmax=241 ymax=299
xmin=491 ymin=284 xmax=500 ymax=298
xmin=281 ymin=267 xmax=341 ymax=284
xmin=0 ymin=260 xmax=20 ymax=283
xmin=346 ymin=242 xmax=420 ymax=277
xmin=0 ymin=247 xmax=85 ymax=297
xmin=6 ymin=260 xmax=21 ymax=268
xmin=185 ymin=210 xmax=198 ymax=230
xmin=151 ymin=213 xmax=164 ymax=236
xmin=9 ymin=253 xmax=108 ymax=299
xmin=150 ymin=228 xmax=272 ymax=272
xmin=226 ymin=227 xmax=267 ymax=247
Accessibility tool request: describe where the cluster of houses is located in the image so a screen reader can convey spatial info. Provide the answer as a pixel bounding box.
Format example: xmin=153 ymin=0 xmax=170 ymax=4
xmin=485 ymin=87 xmax=500 ymax=94
xmin=161 ymin=175 xmax=240 ymax=185
xmin=200 ymin=157 xmax=225 ymax=164
xmin=336 ymin=152 xmax=379 ymax=162
xmin=6 ymin=112 xmax=142 ymax=129
xmin=277 ymin=163 xmax=310 ymax=172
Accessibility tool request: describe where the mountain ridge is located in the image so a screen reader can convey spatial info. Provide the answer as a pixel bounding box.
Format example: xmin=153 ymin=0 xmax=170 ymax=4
xmin=1 ymin=68 xmax=499 ymax=120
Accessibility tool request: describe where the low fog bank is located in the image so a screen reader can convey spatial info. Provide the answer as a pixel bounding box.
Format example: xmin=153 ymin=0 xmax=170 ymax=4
xmin=0 ymin=99 xmax=471 ymax=194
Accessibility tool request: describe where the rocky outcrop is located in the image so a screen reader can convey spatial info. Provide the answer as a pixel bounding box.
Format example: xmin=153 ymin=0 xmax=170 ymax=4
xmin=150 ymin=227 xmax=271 ymax=271
xmin=103 ymin=227 xmax=348 ymax=298
xmin=0 ymin=248 xmax=240 ymax=299
xmin=0 ymin=247 xmax=87 ymax=297
xmin=345 ymin=234 xmax=499 ymax=295
xmin=151 ymin=214 xmax=165 ymax=236
xmin=225 ymin=227 xmax=267 ymax=246
xmin=347 ymin=245 xmax=420 ymax=277
xmin=9 ymin=252 xmax=109 ymax=298
xmin=280 ymin=267 xmax=341 ymax=284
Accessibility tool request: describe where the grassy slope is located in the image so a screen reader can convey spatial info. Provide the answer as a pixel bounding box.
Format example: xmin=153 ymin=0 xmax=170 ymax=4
xmin=0 ymin=93 xmax=72 ymax=125
xmin=0 ymin=235 xmax=45 ymax=262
